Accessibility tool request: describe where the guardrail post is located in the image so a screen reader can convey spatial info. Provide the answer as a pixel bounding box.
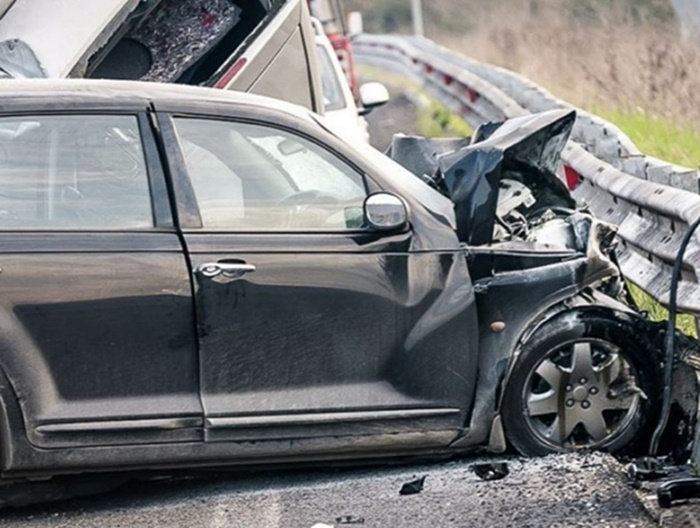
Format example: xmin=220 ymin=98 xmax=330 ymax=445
xmin=410 ymin=0 xmax=424 ymax=36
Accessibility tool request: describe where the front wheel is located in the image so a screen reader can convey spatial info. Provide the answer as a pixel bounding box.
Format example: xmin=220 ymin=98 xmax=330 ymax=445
xmin=501 ymin=313 xmax=661 ymax=456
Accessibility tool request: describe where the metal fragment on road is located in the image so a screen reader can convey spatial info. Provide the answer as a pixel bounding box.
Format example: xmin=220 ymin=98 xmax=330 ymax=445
xmin=399 ymin=476 xmax=426 ymax=496
xmin=335 ymin=515 xmax=365 ymax=524
xmin=473 ymin=462 xmax=510 ymax=481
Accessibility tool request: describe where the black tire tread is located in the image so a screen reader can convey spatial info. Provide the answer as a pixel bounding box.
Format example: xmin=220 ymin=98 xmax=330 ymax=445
xmin=501 ymin=311 xmax=661 ymax=457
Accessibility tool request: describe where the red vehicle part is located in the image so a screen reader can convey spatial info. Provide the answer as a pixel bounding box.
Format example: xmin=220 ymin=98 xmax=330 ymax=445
xmin=307 ymin=0 xmax=359 ymax=101
xmin=328 ymin=32 xmax=359 ymax=100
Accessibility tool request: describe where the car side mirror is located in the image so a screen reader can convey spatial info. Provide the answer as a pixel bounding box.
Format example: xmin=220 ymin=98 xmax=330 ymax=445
xmin=364 ymin=193 xmax=407 ymax=231
xmin=347 ymin=11 xmax=364 ymax=38
xmin=358 ymin=82 xmax=390 ymax=116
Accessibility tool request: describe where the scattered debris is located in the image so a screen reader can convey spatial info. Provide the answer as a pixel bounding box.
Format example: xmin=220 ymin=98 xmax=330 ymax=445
xmin=335 ymin=515 xmax=365 ymax=524
xmin=399 ymin=476 xmax=426 ymax=496
xmin=657 ymin=478 xmax=700 ymax=508
xmin=627 ymin=458 xmax=670 ymax=482
xmin=473 ymin=462 xmax=510 ymax=481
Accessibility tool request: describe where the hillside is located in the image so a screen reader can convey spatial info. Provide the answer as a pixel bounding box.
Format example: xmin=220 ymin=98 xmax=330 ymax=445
xmin=347 ymin=0 xmax=700 ymax=142
xmin=345 ymin=0 xmax=677 ymax=35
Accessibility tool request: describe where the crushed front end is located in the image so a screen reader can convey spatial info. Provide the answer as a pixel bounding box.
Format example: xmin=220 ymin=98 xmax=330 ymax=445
xmin=388 ymin=109 xmax=700 ymax=459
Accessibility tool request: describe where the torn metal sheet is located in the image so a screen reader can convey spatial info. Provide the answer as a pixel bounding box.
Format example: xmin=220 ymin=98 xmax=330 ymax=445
xmin=390 ymin=109 xmax=576 ymax=246
xmin=0 ymin=0 xmax=140 ymax=78
xmin=0 ymin=38 xmax=43 ymax=78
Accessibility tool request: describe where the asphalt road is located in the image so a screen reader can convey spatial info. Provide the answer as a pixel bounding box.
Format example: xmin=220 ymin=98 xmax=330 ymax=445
xmin=363 ymin=78 xmax=420 ymax=151
xmin=0 ymin=453 xmax=655 ymax=527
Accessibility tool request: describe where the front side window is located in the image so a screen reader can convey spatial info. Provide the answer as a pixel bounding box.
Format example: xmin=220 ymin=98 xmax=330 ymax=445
xmin=173 ymin=118 xmax=367 ymax=231
xmin=0 ymin=115 xmax=153 ymax=230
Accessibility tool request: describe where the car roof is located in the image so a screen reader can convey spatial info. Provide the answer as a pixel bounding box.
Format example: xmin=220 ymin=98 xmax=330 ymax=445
xmin=0 ymin=78 xmax=317 ymax=122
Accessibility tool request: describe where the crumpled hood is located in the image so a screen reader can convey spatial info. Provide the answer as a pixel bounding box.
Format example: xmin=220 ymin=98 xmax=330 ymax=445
xmin=389 ymin=109 xmax=577 ymax=245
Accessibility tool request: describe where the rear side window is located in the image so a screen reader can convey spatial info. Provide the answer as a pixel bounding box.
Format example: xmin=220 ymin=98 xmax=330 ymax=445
xmin=0 ymin=115 xmax=153 ymax=230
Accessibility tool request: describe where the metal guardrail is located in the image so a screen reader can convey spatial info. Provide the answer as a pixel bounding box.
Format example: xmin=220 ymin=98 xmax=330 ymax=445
xmin=353 ymin=34 xmax=700 ymax=319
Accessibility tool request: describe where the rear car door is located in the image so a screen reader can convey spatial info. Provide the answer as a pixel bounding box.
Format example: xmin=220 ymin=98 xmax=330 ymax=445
xmin=0 ymin=110 xmax=200 ymax=449
xmin=158 ymin=106 xmax=478 ymax=448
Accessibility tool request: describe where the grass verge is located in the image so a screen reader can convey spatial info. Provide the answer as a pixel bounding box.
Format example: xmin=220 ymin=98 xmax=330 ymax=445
xmin=628 ymin=283 xmax=698 ymax=338
xmin=591 ymin=106 xmax=700 ymax=168
xmin=417 ymin=101 xmax=473 ymax=138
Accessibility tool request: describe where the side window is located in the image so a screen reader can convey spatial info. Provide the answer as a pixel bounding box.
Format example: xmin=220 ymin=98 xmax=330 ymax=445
xmin=317 ymin=44 xmax=347 ymax=111
xmin=173 ymin=118 xmax=367 ymax=231
xmin=0 ymin=115 xmax=153 ymax=230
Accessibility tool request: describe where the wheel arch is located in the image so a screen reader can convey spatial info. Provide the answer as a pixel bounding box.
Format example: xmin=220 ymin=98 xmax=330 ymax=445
xmin=497 ymin=291 xmax=649 ymax=412
xmin=494 ymin=290 xmax=669 ymax=456
xmin=0 ymin=365 xmax=29 ymax=475
xmin=463 ymin=289 xmax=651 ymax=452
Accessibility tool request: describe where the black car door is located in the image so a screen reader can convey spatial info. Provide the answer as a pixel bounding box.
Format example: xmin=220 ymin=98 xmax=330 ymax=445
xmin=158 ymin=107 xmax=478 ymax=448
xmin=0 ymin=111 xmax=201 ymax=449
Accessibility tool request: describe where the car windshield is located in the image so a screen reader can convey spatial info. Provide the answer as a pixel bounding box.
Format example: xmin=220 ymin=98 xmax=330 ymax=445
xmin=316 ymin=43 xmax=347 ymax=111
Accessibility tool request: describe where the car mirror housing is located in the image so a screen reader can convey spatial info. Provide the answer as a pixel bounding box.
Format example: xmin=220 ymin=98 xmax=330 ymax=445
xmin=358 ymin=82 xmax=390 ymax=116
xmin=347 ymin=11 xmax=364 ymax=38
xmin=364 ymin=192 xmax=407 ymax=231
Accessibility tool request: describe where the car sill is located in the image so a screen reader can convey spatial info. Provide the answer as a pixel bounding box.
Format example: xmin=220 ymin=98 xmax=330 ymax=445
xmin=206 ymin=408 xmax=462 ymax=429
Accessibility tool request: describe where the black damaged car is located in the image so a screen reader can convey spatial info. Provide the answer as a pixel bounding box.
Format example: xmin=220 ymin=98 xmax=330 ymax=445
xmin=0 ymin=79 xmax=694 ymax=490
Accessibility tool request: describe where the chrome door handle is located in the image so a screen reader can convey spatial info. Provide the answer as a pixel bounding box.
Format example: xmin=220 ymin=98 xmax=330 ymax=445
xmin=197 ymin=262 xmax=256 ymax=280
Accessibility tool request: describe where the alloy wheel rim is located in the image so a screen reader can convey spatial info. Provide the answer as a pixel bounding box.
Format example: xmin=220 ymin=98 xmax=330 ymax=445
xmin=523 ymin=339 xmax=641 ymax=450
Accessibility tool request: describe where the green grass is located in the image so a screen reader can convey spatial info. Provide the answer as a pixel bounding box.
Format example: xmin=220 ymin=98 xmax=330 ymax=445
xmin=628 ymin=283 xmax=698 ymax=338
xmin=417 ymin=101 xmax=473 ymax=138
xmin=590 ymin=106 xmax=700 ymax=168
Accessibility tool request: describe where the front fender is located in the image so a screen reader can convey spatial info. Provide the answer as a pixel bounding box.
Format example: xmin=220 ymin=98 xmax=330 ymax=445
xmin=487 ymin=290 xmax=697 ymax=460
xmin=451 ymin=256 xmax=591 ymax=449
